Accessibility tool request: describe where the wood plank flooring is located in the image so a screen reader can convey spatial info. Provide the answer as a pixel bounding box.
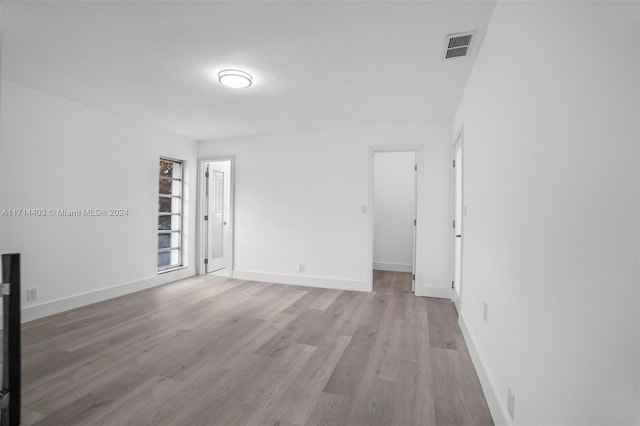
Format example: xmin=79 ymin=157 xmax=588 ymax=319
xmin=21 ymin=270 xmax=493 ymax=426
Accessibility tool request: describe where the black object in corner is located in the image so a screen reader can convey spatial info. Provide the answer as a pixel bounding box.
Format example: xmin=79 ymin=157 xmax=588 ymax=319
xmin=1 ymin=253 xmax=21 ymax=426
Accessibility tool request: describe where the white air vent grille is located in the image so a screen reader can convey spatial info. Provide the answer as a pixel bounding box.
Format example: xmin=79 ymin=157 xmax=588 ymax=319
xmin=444 ymin=32 xmax=475 ymax=59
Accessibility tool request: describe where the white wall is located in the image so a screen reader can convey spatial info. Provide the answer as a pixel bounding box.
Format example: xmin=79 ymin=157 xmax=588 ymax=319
xmin=373 ymin=151 xmax=415 ymax=272
xmin=198 ymin=123 xmax=452 ymax=296
xmin=0 ymin=4 xmax=4 ymax=310
xmin=0 ymin=80 xmax=198 ymax=321
xmin=455 ymin=2 xmax=640 ymax=425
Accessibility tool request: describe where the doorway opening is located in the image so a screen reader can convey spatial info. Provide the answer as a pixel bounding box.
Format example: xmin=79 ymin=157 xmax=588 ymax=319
xmin=452 ymin=128 xmax=464 ymax=311
xmin=371 ymin=150 xmax=418 ymax=294
xmin=199 ymin=158 xmax=234 ymax=276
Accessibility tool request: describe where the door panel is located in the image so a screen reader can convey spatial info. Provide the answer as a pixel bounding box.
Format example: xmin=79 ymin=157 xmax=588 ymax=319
xmin=452 ymin=136 xmax=463 ymax=311
xmin=206 ymin=167 xmax=226 ymax=273
xmin=412 ymin=162 xmax=417 ymax=293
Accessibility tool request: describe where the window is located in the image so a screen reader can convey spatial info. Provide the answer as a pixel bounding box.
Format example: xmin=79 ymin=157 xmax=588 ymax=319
xmin=158 ymin=158 xmax=183 ymax=271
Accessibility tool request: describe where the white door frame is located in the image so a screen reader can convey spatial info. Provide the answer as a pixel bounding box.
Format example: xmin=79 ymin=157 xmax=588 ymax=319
xmin=197 ymin=156 xmax=235 ymax=276
xmin=368 ymin=145 xmax=424 ymax=294
xmin=452 ymin=125 xmax=464 ymax=311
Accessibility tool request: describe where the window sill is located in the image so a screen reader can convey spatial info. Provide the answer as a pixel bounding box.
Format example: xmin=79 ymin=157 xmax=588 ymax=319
xmin=158 ymin=265 xmax=187 ymax=275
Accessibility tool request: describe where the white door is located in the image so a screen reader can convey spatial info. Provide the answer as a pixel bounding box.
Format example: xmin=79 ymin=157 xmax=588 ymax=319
xmin=206 ymin=164 xmax=226 ymax=273
xmin=452 ymin=135 xmax=463 ymax=311
xmin=412 ymin=161 xmax=417 ymax=293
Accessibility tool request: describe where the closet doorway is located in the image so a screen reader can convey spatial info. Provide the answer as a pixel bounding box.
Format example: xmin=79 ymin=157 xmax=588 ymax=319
xmin=199 ymin=158 xmax=234 ymax=275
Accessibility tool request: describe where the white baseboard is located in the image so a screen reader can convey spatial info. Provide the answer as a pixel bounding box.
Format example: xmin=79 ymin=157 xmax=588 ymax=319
xmin=232 ymin=270 xmax=368 ymax=292
xmin=415 ymin=285 xmax=451 ymax=299
xmin=373 ymin=262 xmax=413 ymax=272
xmin=20 ymin=267 xmax=196 ymax=324
xmin=459 ymin=314 xmax=511 ymax=426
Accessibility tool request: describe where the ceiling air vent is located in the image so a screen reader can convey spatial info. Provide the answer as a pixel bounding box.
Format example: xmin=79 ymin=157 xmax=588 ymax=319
xmin=444 ymin=32 xmax=475 ymax=59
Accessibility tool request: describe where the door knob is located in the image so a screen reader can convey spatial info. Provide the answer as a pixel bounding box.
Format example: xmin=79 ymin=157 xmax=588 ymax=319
xmin=455 ymin=234 xmax=462 ymax=238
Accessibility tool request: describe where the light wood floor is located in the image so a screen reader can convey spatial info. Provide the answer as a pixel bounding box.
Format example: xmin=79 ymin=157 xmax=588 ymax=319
xmin=22 ymin=271 xmax=493 ymax=426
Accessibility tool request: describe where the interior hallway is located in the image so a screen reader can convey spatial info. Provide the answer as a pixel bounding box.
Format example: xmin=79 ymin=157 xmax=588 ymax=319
xmin=21 ymin=272 xmax=492 ymax=426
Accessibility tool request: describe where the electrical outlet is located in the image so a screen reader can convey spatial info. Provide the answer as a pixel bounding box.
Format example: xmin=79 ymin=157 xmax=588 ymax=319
xmin=361 ymin=205 xmax=367 ymax=214
xmin=26 ymin=287 xmax=37 ymax=302
xmin=483 ymin=302 xmax=488 ymax=322
xmin=298 ymin=264 xmax=305 ymax=273
xmin=507 ymin=388 xmax=515 ymax=420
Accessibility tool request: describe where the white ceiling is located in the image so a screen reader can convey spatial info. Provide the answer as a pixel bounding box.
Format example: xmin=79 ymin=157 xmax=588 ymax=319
xmin=1 ymin=1 xmax=496 ymax=141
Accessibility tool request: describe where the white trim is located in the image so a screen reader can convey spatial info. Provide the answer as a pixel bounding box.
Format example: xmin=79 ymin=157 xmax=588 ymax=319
xmin=197 ymin=156 xmax=235 ymax=276
xmin=232 ymin=270 xmax=367 ymax=292
xmin=459 ymin=314 xmax=511 ymax=426
xmin=368 ymin=145 xmax=424 ymax=295
xmin=417 ymin=285 xmax=452 ymax=299
xmin=157 ymin=265 xmax=188 ymax=275
xmin=20 ymin=267 xmax=196 ymax=324
xmin=373 ymin=262 xmax=413 ymax=273
xmin=452 ymin=124 xmax=464 ymax=312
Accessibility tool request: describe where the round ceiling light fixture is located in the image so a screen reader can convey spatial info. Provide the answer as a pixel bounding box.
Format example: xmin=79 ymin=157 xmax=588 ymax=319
xmin=217 ymin=69 xmax=252 ymax=89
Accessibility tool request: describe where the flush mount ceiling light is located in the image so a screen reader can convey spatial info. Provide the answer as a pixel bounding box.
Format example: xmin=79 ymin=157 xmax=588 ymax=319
xmin=218 ymin=69 xmax=252 ymax=89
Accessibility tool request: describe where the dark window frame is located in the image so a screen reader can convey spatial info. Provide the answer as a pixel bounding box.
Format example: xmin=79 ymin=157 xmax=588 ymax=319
xmin=158 ymin=158 xmax=184 ymax=272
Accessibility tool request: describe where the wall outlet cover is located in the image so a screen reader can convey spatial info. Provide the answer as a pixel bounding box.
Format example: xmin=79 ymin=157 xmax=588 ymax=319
xmin=26 ymin=287 xmax=38 ymax=301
